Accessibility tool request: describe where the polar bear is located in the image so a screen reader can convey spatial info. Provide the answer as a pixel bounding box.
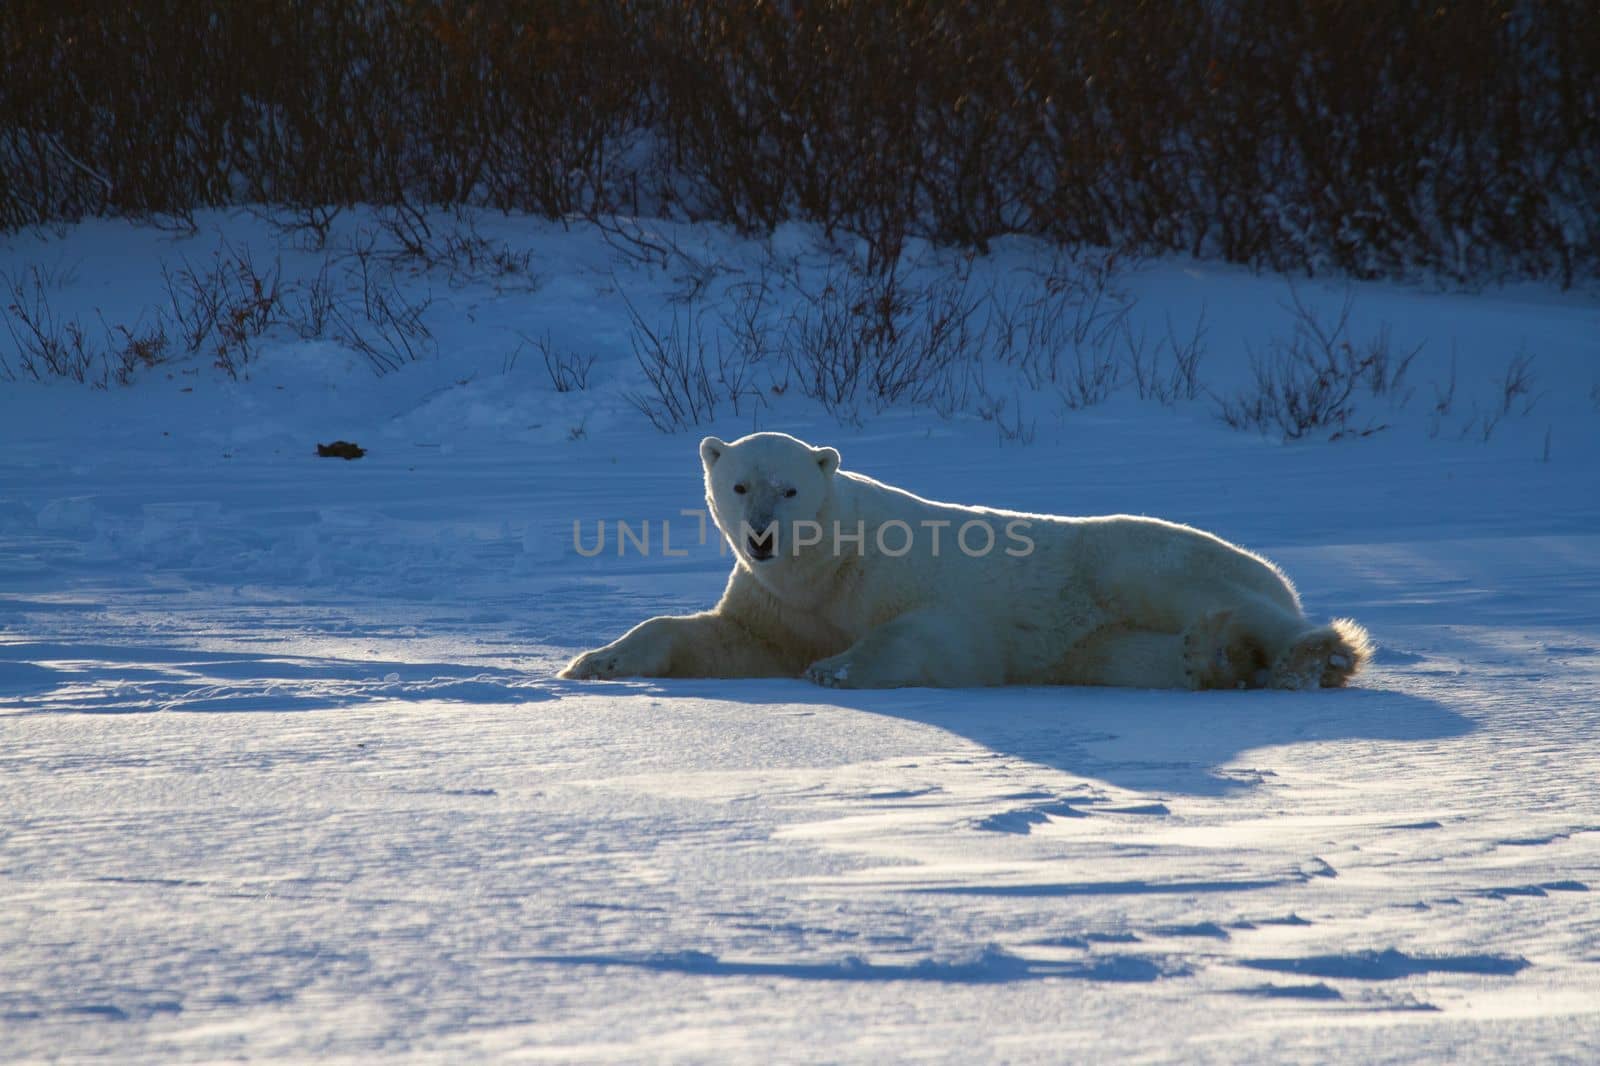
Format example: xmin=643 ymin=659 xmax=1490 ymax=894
xmin=559 ymin=431 xmax=1370 ymax=690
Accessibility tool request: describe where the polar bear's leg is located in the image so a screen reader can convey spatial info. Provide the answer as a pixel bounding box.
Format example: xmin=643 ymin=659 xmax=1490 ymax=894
xmin=805 ymin=610 xmax=1003 ymax=689
xmin=1179 ymin=596 xmax=1310 ymax=689
xmin=1056 ymin=625 xmax=1194 ymax=689
xmin=1181 ymin=609 xmax=1273 ymax=689
xmin=1179 ymin=597 xmax=1371 ymax=690
xmin=560 ymin=613 xmax=794 ymax=680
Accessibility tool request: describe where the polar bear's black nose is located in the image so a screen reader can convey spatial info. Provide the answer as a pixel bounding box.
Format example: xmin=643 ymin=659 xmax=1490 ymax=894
xmin=747 ymin=529 xmax=775 ymax=560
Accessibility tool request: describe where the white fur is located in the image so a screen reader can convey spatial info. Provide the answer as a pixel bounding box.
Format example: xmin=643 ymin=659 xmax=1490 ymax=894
xmin=560 ymin=432 xmax=1371 ymax=689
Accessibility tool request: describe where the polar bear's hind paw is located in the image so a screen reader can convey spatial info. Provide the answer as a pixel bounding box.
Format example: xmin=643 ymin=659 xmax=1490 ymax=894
xmin=1271 ymin=619 xmax=1372 ymax=689
xmin=804 ymin=659 xmax=853 ymax=688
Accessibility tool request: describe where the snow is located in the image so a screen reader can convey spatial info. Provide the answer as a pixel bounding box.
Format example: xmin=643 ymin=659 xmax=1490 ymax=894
xmin=2 ymin=209 xmax=1599 ymax=1062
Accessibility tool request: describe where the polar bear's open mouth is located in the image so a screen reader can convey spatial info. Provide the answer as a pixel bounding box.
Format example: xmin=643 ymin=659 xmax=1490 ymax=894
xmin=746 ymin=531 xmax=776 ymax=560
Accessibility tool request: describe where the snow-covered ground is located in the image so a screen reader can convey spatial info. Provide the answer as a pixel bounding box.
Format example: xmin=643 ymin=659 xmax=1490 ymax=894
xmin=2 ymin=211 xmax=1598 ymax=1062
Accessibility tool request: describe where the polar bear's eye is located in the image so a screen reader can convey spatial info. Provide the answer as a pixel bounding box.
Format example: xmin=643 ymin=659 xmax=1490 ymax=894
xmin=733 ymin=483 xmax=747 ymax=494
xmin=784 ymin=488 xmax=797 ymax=498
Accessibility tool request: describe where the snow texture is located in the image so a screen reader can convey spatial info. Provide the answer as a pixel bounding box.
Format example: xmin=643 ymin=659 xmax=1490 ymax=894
xmin=2 ymin=210 xmax=1598 ymax=1062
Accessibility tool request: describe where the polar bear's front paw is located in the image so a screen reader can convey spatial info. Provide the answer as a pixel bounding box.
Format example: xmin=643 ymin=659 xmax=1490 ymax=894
xmin=559 ymin=650 xmax=620 ymax=680
xmin=804 ymin=654 xmax=858 ymax=688
xmin=559 ymin=638 xmax=667 ymax=680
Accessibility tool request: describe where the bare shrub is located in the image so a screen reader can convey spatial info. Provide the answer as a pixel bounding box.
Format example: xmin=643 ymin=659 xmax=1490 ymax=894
xmin=623 ymin=298 xmax=718 ymax=432
xmin=990 ymin=247 xmax=1134 ymax=407
xmin=1217 ymin=290 xmax=1421 ymax=441
xmin=591 ymin=214 xmax=676 ymax=271
xmin=1127 ymin=306 xmax=1209 ymax=405
xmin=162 ymin=260 xmax=222 ymax=354
xmin=782 ymin=259 xmax=986 ymax=418
xmin=1462 ymin=350 xmax=1540 ymax=442
xmin=461 ymin=233 xmax=539 ymax=290
xmin=139 ymin=207 xmax=200 ymax=238
xmin=1119 ymin=321 xmax=1158 ymax=401
xmin=781 ymin=264 xmax=871 ymax=414
xmin=1463 ymin=403 xmax=1502 ymax=444
xmin=525 ymin=332 xmax=596 ymax=392
xmin=713 ymin=331 xmax=764 ymax=417
xmin=1427 ymin=348 xmax=1458 ymax=439
xmin=285 ymin=259 xmax=337 ymax=340
xmin=172 ymin=234 xmax=440 ymax=378
xmin=591 ymin=215 xmax=728 ymax=303
xmin=255 ymin=201 xmax=343 ymax=251
xmin=1 ymin=263 xmax=175 ymax=386
xmin=1497 ymin=349 xmax=1539 ymax=416
xmin=160 ymin=239 xmax=284 ymax=379
xmin=1 ymin=266 xmax=105 ymax=384
xmin=373 ymin=202 xmax=434 ymax=263
xmin=1056 ymin=343 xmax=1121 ymax=410
xmin=719 ymin=268 xmax=781 ymax=367
xmin=105 ymin=315 xmax=171 ymax=385
xmin=872 ymin=271 xmax=986 ymax=406
xmin=977 ymin=389 xmax=1036 ymax=446
xmin=334 ymin=291 xmax=434 ymax=374
xmin=363 ymin=209 xmax=540 ymax=290
xmin=26 ymin=257 xmax=80 ymax=291
xmin=2 ymin=267 xmax=67 ymax=380
xmin=330 ymin=251 xmax=434 ymax=374
xmin=212 ymin=245 xmax=281 ymax=379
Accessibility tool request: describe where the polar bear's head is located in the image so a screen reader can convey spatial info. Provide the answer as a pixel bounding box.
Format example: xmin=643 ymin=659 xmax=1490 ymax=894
xmin=701 ymin=432 xmax=841 ymax=567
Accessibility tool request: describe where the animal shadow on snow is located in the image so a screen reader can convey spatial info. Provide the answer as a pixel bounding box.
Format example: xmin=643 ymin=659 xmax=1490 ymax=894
xmin=633 ymin=675 xmax=1473 ymax=797
xmin=3 ymin=639 xmax=1471 ymax=798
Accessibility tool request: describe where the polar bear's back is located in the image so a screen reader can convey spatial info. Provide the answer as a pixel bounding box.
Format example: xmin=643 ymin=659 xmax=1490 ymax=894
xmin=838 ymin=470 xmax=1301 ymax=633
xmin=1070 ymin=513 xmax=1301 ymax=617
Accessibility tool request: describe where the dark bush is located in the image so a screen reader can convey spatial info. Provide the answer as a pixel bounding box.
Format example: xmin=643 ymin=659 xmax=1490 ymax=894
xmin=2 ymin=1 xmax=1596 ymax=285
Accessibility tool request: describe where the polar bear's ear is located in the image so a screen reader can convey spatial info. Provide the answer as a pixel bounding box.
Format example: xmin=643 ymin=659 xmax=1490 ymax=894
xmin=700 ymin=436 xmax=727 ymax=468
xmin=814 ymin=446 xmax=840 ymax=476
